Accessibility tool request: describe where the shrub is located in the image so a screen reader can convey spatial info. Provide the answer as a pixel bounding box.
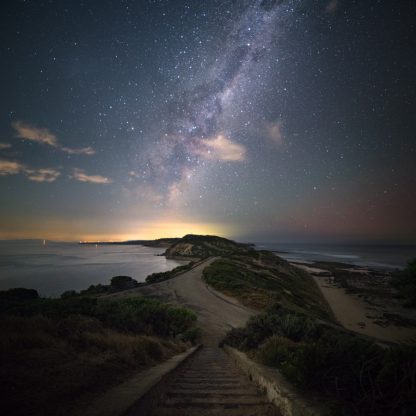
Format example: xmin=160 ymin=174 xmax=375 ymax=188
xmin=110 ymin=276 xmax=139 ymax=290
xmin=0 ymin=295 xmax=198 ymax=340
xmin=391 ymin=258 xmax=416 ymax=306
xmin=60 ymin=290 xmax=78 ymax=299
xmin=0 ymin=314 xmax=188 ymax=416
xmin=258 ymin=335 xmax=298 ymax=367
xmin=223 ymin=307 xmax=320 ymax=350
xmin=180 ymin=326 xmax=201 ymax=343
xmin=0 ymin=288 xmax=39 ymax=300
xmin=224 ymin=308 xmax=416 ymax=415
xmin=145 ymin=263 xmax=194 ymax=284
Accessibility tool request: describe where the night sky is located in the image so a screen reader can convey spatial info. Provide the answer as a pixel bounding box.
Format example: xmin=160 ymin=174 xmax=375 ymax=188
xmin=1 ymin=0 xmax=415 ymax=243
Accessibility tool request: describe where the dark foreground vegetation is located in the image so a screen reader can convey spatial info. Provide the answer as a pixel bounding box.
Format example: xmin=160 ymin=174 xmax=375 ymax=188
xmin=224 ymin=306 xmax=416 ymax=415
xmin=145 ymin=261 xmax=195 ymax=283
xmin=391 ymin=258 xmax=416 ymax=307
xmin=61 ymin=262 xmax=195 ymax=297
xmin=0 ymin=290 xmax=198 ymax=416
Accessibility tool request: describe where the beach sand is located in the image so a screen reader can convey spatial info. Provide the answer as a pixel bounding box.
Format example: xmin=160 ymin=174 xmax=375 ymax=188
xmin=310 ymin=272 xmax=416 ymax=343
xmin=293 ymin=264 xmax=416 ymax=342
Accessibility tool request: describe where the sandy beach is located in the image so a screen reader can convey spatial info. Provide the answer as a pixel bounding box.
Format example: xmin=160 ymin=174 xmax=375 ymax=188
xmin=294 ymin=264 xmax=416 ymax=343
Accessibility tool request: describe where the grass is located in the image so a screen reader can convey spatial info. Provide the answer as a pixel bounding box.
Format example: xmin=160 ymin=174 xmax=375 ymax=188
xmin=0 ymin=294 xmax=198 ymax=416
xmin=145 ymin=262 xmax=195 ymax=283
xmin=224 ymin=306 xmax=416 ymax=415
xmin=203 ymin=251 xmax=333 ymax=320
xmin=165 ymin=234 xmax=254 ymax=258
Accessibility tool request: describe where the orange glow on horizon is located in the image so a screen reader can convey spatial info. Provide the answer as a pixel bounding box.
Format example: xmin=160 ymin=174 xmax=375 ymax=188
xmin=75 ymin=221 xmax=234 ymax=242
xmin=0 ymin=219 xmax=235 ymax=242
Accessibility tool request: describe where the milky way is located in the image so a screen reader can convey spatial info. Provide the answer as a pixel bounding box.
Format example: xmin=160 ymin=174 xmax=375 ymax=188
xmin=0 ymin=0 xmax=415 ymax=242
xmin=142 ymin=1 xmax=287 ymax=194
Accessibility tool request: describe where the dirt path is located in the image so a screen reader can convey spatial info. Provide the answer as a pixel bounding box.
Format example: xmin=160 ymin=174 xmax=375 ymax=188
xmin=111 ymin=258 xmax=255 ymax=345
xmin=114 ymin=259 xmax=279 ymax=415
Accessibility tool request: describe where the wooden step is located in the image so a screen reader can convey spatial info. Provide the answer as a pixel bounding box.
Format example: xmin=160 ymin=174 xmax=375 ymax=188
xmin=133 ymin=346 xmax=281 ymax=416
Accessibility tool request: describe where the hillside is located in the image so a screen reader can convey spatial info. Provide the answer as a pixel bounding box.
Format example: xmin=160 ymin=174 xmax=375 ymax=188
xmin=203 ymin=250 xmax=333 ymax=320
xmin=164 ymin=234 xmax=254 ymax=258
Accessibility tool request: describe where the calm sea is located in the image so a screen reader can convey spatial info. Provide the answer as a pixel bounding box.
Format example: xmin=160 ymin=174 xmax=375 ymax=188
xmin=255 ymin=243 xmax=416 ymax=270
xmin=0 ymin=240 xmax=185 ymax=297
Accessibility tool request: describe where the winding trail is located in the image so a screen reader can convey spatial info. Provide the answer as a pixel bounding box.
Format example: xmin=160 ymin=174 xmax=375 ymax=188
xmin=114 ymin=257 xmax=255 ymax=345
xmin=115 ymin=258 xmax=280 ymax=415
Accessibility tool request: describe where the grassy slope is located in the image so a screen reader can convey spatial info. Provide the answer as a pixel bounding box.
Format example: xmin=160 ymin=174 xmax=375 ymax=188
xmin=203 ymin=250 xmax=333 ymax=321
xmin=164 ymin=234 xmax=253 ymax=258
xmin=0 ymin=296 xmax=197 ymax=416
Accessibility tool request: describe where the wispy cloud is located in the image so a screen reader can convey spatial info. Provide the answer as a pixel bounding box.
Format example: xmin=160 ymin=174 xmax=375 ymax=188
xmin=326 ymin=0 xmax=340 ymax=14
xmin=128 ymin=170 xmax=141 ymax=179
xmin=264 ymin=120 xmax=284 ymax=146
xmin=0 ymin=158 xmax=60 ymax=182
xmin=71 ymin=168 xmax=112 ymax=184
xmin=0 ymin=142 xmax=12 ymax=150
xmin=61 ymin=146 xmax=96 ymax=155
xmin=0 ymin=159 xmax=24 ymax=176
xmin=25 ymin=168 xmax=60 ymax=183
xmin=12 ymin=121 xmax=59 ymax=147
xmin=193 ymin=134 xmax=246 ymax=162
xmin=12 ymin=121 xmax=95 ymax=155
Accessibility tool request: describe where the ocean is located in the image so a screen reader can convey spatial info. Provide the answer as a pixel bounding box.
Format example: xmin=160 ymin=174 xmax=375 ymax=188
xmin=0 ymin=240 xmax=186 ymax=297
xmin=1 ymin=240 xmax=415 ymax=297
xmin=255 ymin=243 xmax=416 ymax=270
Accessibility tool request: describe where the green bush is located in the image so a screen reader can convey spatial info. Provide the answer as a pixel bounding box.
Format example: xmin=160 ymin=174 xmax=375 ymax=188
xmin=0 ymin=295 xmax=197 ymax=340
xmin=258 ymin=335 xmax=298 ymax=367
xmin=180 ymin=327 xmax=202 ymax=343
xmin=145 ymin=263 xmax=194 ymax=284
xmin=391 ymin=258 xmax=416 ymax=306
xmin=0 ymin=314 xmax=187 ymax=416
xmin=0 ymin=288 xmax=39 ymax=300
xmin=224 ymin=308 xmax=416 ymax=415
xmin=223 ymin=306 xmax=320 ymax=350
xmin=110 ymin=275 xmax=139 ymax=290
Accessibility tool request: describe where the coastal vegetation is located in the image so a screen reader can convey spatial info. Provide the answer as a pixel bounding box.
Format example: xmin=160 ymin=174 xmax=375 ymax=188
xmin=164 ymin=233 xmax=254 ymax=258
xmin=391 ymin=258 xmax=416 ymax=307
xmin=60 ymin=262 xmax=195 ymax=297
xmin=202 ymin=250 xmax=333 ymax=320
xmin=0 ymin=292 xmax=198 ymax=416
xmin=145 ymin=261 xmax=195 ymax=283
xmin=224 ymin=306 xmax=416 ymax=415
xmin=61 ymin=274 xmax=144 ymax=297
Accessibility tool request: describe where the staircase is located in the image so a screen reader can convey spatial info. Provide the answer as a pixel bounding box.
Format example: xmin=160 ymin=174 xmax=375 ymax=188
xmin=143 ymin=346 xmax=279 ymax=416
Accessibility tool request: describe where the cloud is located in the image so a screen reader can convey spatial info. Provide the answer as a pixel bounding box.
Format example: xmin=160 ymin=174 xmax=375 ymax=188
xmin=71 ymin=168 xmax=112 ymax=184
xmin=128 ymin=170 xmax=141 ymax=179
xmin=61 ymin=146 xmax=96 ymax=155
xmin=193 ymin=134 xmax=246 ymax=162
xmin=0 ymin=158 xmax=60 ymax=182
xmin=12 ymin=121 xmax=59 ymax=147
xmin=0 ymin=159 xmax=24 ymax=176
xmin=264 ymin=120 xmax=284 ymax=146
xmin=25 ymin=168 xmax=60 ymax=183
xmin=326 ymin=0 xmax=339 ymax=14
xmin=0 ymin=143 xmax=12 ymax=150
xmin=12 ymin=121 xmax=95 ymax=155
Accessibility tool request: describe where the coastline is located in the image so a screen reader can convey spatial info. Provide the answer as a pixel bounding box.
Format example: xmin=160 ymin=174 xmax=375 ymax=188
xmin=292 ymin=262 xmax=416 ymax=343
